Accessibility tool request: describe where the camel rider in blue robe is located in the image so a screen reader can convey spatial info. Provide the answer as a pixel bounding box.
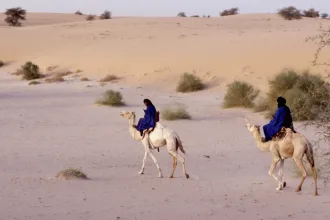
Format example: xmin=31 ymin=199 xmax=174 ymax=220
xmin=133 ymin=99 xmax=157 ymax=137
xmin=263 ymin=96 xmax=295 ymax=142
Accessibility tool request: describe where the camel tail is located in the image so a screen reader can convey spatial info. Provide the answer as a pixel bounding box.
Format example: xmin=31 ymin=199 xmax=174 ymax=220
xmin=175 ymin=137 xmax=186 ymax=154
xmin=306 ymin=140 xmax=315 ymax=167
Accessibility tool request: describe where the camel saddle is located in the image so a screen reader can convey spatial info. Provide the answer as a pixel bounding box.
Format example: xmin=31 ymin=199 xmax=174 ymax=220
xmin=272 ymin=126 xmax=296 ymax=141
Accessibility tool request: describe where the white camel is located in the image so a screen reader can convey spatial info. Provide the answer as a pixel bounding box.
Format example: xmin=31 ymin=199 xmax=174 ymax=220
xmin=120 ymin=111 xmax=189 ymax=179
xmin=246 ymin=123 xmax=318 ymax=196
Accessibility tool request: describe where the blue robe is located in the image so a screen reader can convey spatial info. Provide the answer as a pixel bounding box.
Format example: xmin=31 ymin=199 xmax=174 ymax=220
xmin=136 ymin=105 xmax=157 ymax=135
xmin=263 ymin=106 xmax=293 ymax=141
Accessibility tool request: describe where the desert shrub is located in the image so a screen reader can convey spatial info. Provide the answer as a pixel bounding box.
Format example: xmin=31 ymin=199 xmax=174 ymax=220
xmin=100 ymin=74 xmax=118 ymax=82
xmin=278 ymin=6 xmax=302 ymax=20
xmin=100 ymin=10 xmax=111 ymax=19
xmin=96 ymin=90 xmax=125 ymax=106
xmin=263 ymin=69 xmax=330 ymax=121
xmin=176 ymin=72 xmax=205 ymax=93
xmin=321 ymin=13 xmax=329 ymax=19
xmin=86 ymin=14 xmax=96 ymax=21
xmin=0 ymin=60 xmax=4 ymax=67
xmin=45 ymin=75 xmax=65 ymax=83
xmin=76 ymin=69 xmax=83 ymax=73
xmin=303 ymin=8 xmax=320 ymax=18
xmin=253 ymin=97 xmax=270 ymax=113
xmin=28 ymin=81 xmax=41 ymax=85
xmin=190 ymin=15 xmax=199 ymax=18
xmin=223 ymin=81 xmax=260 ymax=108
xmin=80 ymin=77 xmax=89 ymax=81
xmin=56 ymin=168 xmax=89 ymax=180
xmin=220 ymin=8 xmax=239 ymax=16
xmin=161 ymin=103 xmax=191 ymax=121
xmin=20 ymin=61 xmax=42 ymax=80
xmin=4 ymin=7 xmax=26 ymax=27
xmin=177 ymin=12 xmax=186 ymax=17
xmin=75 ymin=10 xmax=83 ymax=15
xmin=46 ymin=65 xmax=58 ymax=72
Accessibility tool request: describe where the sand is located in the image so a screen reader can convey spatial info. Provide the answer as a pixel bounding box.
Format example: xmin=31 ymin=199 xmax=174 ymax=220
xmin=1 ymin=12 xmax=330 ymax=220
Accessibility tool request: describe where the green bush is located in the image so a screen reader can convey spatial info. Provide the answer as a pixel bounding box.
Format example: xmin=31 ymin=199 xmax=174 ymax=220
xmin=100 ymin=10 xmax=111 ymax=19
xmin=303 ymin=8 xmax=320 ymax=18
xmin=96 ymin=90 xmax=125 ymax=106
xmin=20 ymin=61 xmax=42 ymax=80
xmin=264 ymin=69 xmax=330 ymax=121
xmin=223 ymin=81 xmax=260 ymax=108
xmin=220 ymin=8 xmax=239 ymax=16
xmin=278 ymin=6 xmax=302 ymax=20
xmin=176 ymin=72 xmax=205 ymax=93
xmin=161 ymin=104 xmax=191 ymax=121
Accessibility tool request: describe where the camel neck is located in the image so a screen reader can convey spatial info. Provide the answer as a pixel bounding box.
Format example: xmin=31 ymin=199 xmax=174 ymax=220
xmin=128 ymin=114 xmax=141 ymax=141
xmin=253 ymin=130 xmax=271 ymax=152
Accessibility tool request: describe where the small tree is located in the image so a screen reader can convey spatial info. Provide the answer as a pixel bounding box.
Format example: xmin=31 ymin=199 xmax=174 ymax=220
xmin=303 ymin=8 xmax=320 ymax=18
xmin=321 ymin=13 xmax=329 ymax=19
xmin=75 ymin=10 xmax=83 ymax=15
xmin=100 ymin=10 xmax=111 ymax=19
xmin=278 ymin=6 xmax=302 ymax=20
xmin=177 ymin=12 xmax=186 ymax=17
xmin=4 ymin=7 xmax=26 ymax=27
xmin=220 ymin=8 xmax=239 ymax=16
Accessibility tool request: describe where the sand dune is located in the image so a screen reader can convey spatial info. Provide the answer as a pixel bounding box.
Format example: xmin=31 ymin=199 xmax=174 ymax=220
xmin=1 ymin=13 xmax=330 ymax=219
xmin=1 ymin=13 xmax=330 ymax=91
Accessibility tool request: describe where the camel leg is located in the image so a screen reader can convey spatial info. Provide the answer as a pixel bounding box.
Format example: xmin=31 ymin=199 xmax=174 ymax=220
xmin=306 ymin=156 xmax=318 ymax=196
xmin=268 ymin=158 xmax=280 ymax=190
xmin=169 ymin=151 xmax=189 ymax=179
xmin=138 ymin=151 xmax=148 ymax=175
xmin=293 ymin=157 xmax=307 ymax=192
xmin=169 ymin=156 xmax=177 ymax=178
xmin=147 ymin=149 xmax=163 ymax=178
xmin=277 ymin=159 xmax=286 ymax=190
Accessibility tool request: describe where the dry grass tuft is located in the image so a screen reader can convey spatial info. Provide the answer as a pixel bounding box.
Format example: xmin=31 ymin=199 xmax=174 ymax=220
xmin=45 ymin=75 xmax=65 ymax=83
xmin=46 ymin=65 xmax=58 ymax=72
xmin=56 ymin=168 xmax=89 ymax=180
xmin=28 ymin=81 xmax=41 ymax=85
xmin=76 ymin=69 xmax=83 ymax=73
xmin=96 ymin=90 xmax=125 ymax=106
xmin=161 ymin=103 xmax=192 ymax=121
xmin=53 ymin=70 xmax=73 ymax=77
xmin=80 ymin=77 xmax=89 ymax=81
xmin=176 ymin=72 xmax=205 ymax=93
xmin=100 ymin=74 xmax=118 ymax=82
xmin=223 ymin=81 xmax=260 ymax=108
xmin=0 ymin=60 xmax=4 ymax=67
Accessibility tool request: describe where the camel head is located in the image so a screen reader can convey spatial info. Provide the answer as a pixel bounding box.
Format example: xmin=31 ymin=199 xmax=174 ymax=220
xmin=120 ymin=111 xmax=135 ymax=120
xmin=246 ymin=123 xmax=261 ymax=134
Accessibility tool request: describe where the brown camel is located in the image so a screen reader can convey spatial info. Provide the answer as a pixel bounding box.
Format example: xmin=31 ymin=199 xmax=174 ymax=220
xmin=246 ymin=123 xmax=318 ymax=196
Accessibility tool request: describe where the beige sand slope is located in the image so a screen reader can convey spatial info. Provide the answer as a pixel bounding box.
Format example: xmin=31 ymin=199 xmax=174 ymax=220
xmin=1 ymin=13 xmax=330 ymax=91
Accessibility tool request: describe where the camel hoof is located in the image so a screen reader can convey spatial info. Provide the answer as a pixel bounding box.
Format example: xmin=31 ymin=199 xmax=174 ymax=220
xmin=158 ymin=174 xmax=163 ymax=178
xmin=138 ymin=171 xmax=144 ymax=175
xmin=283 ymin=182 xmax=286 ymax=188
xmin=314 ymin=192 xmax=319 ymax=196
xmin=295 ymin=188 xmax=301 ymax=192
xmin=169 ymin=175 xmax=174 ymax=178
xmin=185 ymin=173 xmax=190 ymax=179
